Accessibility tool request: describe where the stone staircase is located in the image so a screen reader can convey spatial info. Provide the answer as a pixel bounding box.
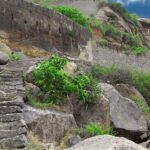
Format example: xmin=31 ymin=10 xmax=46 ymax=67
xmin=0 ymin=57 xmax=43 ymax=149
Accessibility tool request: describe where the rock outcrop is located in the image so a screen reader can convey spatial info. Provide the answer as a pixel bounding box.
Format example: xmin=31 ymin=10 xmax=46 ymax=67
xmin=71 ymin=94 xmax=110 ymax=128
xmin=23 ymin=105 xmax=77 ymax=145
xmin=0 ymin=52 xmax=9 ymax=65
xmin=101 ymin=83 xmax=148 ymax=142
xmin=66 ymin=135 xmax=148 ymax=150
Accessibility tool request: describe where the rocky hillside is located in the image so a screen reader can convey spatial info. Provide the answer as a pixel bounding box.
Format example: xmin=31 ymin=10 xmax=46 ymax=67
xmin=1 ymin=0 xmax=150 ymax=150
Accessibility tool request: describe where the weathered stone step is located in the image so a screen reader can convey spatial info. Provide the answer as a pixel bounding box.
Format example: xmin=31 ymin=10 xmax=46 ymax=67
xmin=0 ymin=127 xmax=27 ymax=140
xmin=0 ymin=120 xmax=26 ymax=130
xmin=0 ymin=98 xmax=23 ymax=107
xmin=0 ymin=113 xmax=22 ymax=122
xmin=0 ymin=106 xmax=22 ymax=114
xmin=0 ymin=135 xmax=27 ymax=149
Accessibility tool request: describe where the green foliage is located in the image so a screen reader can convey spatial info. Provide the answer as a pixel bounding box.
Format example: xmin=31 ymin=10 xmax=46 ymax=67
xmin=109 ymin=2 xmax=139 ymax=23
xmin=130 ymin=46 xmax=148 ymax=55
xmin=9 ymin=52 xmax=23 ymax=61
xmin=132 ymin=70 xmax=150 ymax=105
xmin=26 ymin=94 xmax=59 ymax=110
xmin=90 ymin=64 xmax=150 ymax=106
xmin=52 ymin=6 xmax=89 ymax=27
xmin=77 ymin=122 xmax=115 ymax=137
xmin=90 ymin=64 xmax=119 ymax=81
xmin=97 ymin=40 xmax=110 ymax=47
xmin=129 ymin=95 xmax=149 ymax=115
xmin=73 ymin=74 xmax=101 ymax=103
xmin=32 ymin=55 xmax=101 ymax=105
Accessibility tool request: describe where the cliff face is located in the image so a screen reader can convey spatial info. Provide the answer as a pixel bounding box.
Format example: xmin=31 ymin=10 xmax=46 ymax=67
xmin=0 ymin=0 xmax=91 ymax=57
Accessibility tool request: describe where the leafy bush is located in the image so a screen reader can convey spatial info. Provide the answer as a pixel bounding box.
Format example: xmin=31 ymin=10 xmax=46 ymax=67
xmin=32 ymin=55 xmax=101 ymax=105
xmin=52 ymin=6 xmax=89 ymax=27
xmin=130 ymin=46 xmax=148 ymax=55
xmin=76 ymin=122 xmax=115 ymax=137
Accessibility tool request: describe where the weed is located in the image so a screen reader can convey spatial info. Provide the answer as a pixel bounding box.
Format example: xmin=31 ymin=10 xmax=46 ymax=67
xmin=76 ymin=122 xmax=115 ymax=137
xmin=9 ymin=52 xmax=23 ymax=61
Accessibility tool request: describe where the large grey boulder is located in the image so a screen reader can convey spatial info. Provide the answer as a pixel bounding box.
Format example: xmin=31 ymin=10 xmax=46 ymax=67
xmin=0 ymin=52 xmax=9 ymax=65
xmin=0 ymin=44 xmax=12 ymax=55
xmin=101 ymin=83 xmax=148 ymax=141
xmin=23 ymin=105 xmax=77 ymax=144
xmin=66 ymin=135 xmax=148 ymax=150
xmin=71 ymin=94 xmax=110 ymax=128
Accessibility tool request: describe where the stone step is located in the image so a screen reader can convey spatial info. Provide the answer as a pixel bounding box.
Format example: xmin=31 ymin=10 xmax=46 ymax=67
xmin=0 ymin=106 xmax=23 ymax=114
xmin=0 ymin=127 xmax=27 ymax=140
xmin=0 ymin=135 xmax=27 ymax=149
xmin=0 ymin=120 xmax=26 ymax=130
xmin=0 ymin=113 xmax=22 ymax=122
xmin=0 ymin=98 xmax=23 ymax=107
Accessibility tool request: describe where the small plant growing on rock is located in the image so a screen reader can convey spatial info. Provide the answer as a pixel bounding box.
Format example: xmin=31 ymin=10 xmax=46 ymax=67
xmin=76 ymin=122 xmax=115 ymax=137
xmin=9 ymin=52 xmax=23 ymax=61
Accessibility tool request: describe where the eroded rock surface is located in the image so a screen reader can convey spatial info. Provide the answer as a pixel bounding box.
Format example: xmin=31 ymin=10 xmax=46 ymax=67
xmin=66 ymin=135 xmax=148 ymax=150
xmin=101 ymin=83 xmax=148 ymax=141
xmin=23 ymin=105 xmax=77 ymax=144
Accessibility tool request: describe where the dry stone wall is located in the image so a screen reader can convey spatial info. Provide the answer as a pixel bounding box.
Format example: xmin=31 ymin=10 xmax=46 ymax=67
xmin=0 ymin=0 xmax=91 ymax=56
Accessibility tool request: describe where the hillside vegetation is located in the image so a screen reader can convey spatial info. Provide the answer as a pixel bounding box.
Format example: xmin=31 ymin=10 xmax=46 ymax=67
xmin=30 ymin=0 xmax=149 ymax=55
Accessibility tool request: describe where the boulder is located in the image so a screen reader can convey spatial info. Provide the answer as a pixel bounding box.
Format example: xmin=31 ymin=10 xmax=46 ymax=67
xmin=0 ymin=52 xmax=9 ymax=65
xmin=23 ymin=105 xmax=77 ymax=144
xmin=25 ymin=82 xmax=42 ymax=101
xmin=66 ymin=135 xmax=82 ymax=147
xmin=0 ymin=44 xmax=12 ymax=55
xmin=101 ymin=83 xmax=148 ymax=142
xmin=115 ymin=83 xmax=146 ymax=101
xmin=141 ymin=139 xmax=150 ymax=149
xmin=24 ymin=65 xmax=37 ymax=83
xmin=66 ymin=135 xmax=148 ymax=150
xmin=63 ymin=62 xmax=77 ymax=75
xmin=71 ymin=94 xmax=110 ymax=128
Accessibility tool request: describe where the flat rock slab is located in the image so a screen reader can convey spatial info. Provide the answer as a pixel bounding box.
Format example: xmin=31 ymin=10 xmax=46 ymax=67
xmin=66 ymin=135 xmax=148 ymax=150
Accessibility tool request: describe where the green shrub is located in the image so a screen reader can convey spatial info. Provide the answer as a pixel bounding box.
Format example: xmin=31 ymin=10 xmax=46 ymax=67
xmin=109 ymin=2 xmax=139 ymax=23
xmin=90 ymin=64 xmax=150 ymax=106
xmin=130 ymin=46 xmax=148 ymax=55
xmin=122 ymin=33 xmax=142 ymax=46
xmin=132 ymin=70 xmax=150 ymax=105
xmin=52 ymin=6 xmax=89 ymax=27
xmin=129 ymin=95 xmax=149 ymax=115
xmin=32 ymin=55 xmax=101 ymax=105
xmin=76 ymin=122 xmax=115 ymax=137
xmin=9 ymin=52 xmax=23 ymax=61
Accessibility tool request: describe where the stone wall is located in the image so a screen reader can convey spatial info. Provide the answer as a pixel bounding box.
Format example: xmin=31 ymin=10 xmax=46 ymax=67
xmin=0 ymin=0 xmax=91 ymax=56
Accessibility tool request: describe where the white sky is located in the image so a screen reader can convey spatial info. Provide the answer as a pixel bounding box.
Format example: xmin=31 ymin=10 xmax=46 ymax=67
xmin=116 ymin=0 xmax=147 ymax=5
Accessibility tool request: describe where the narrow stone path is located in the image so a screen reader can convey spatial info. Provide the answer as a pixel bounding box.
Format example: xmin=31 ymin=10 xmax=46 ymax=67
xmin=0 ymin=56 xmax=43 ymax=149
